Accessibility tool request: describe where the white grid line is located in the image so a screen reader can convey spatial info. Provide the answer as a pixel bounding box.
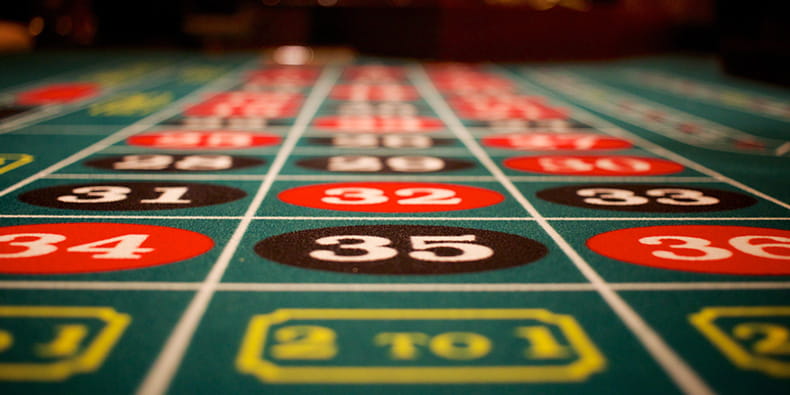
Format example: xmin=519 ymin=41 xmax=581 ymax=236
xmin=1 ymin=281 xmax=788 ymax=292
xmin=43 ymin=173 xmax=721 ymax=183
xmin=1 ymin=214 xmax=786 ymax=221
xmin=0 ymin=106 xmax=61 ymax=132
xmin=217 ymin=282 xmax=593 ymax=292
xmin=135 ymin=65 xmax=341 ymax=395
xmin=413 ymin=65 xmax=715 ymax=395
xmin=0 ymin=281 xmax=202 ymax=290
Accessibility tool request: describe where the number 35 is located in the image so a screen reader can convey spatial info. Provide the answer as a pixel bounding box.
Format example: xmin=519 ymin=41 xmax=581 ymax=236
xmin=310 ymin=235 xmax=494 ymax=263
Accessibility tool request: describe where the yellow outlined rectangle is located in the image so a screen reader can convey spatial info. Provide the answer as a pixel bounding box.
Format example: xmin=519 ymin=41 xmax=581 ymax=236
xmin=0 ymin=306 xmax=130 ymax=381
xmin=236 ymin=308 xmax=606 ymax=384
xmin=689 ymin=306 xmax=790 ymax=378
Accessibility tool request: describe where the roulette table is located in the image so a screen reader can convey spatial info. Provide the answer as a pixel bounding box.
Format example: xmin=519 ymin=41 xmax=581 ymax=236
xmin=0 ymin=49 xmax=787 ymax=394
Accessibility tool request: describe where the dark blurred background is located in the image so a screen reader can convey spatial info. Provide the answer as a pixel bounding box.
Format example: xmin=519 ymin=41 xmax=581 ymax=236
xmin=0 ymin=0 xmax=787 ymax=83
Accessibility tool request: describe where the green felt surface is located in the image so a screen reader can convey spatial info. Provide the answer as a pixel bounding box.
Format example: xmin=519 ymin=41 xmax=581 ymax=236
xmin=0 ymin=51 xmax=788 ymax=394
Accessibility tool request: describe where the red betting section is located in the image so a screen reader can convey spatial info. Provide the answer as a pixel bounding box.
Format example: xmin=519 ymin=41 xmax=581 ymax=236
xmin=313 ymin=116 xmax=444 ymax=133
xmin=183 ymin=92 xmax=302 ymax=118
xmin=16 ymin=82 xmax=101 ymax=105
xmin=127 ymin=131 xmax=281 ymax=149
xmin=504 ymin=155 xmax=684 ymax=176
xmin=330 ymin=84 xmax=419 ymax=101
xmin=0 ymin=223 xmax=213 ymax=274
xmin=587 ymin=225 xmax=790 ymax=275
xmin=483 ymin=133 xmax=633 ymax=151
xmin=279 ymin=182 xmax=504 ymax=212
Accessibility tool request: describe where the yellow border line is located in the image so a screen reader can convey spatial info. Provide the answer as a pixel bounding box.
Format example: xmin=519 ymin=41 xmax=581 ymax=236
xmin=0 ymin=154 xmax=33 ymax=175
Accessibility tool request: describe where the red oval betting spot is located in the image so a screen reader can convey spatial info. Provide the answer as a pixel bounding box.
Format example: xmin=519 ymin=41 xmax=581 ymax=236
xmin=184 ymin=91 xmax=302 ymax=118
xmin=344 ymin=66 xmax=405 ymax=82
xmin=483 ymin=133 xmax=632 ymax=151
xmin=245 ymin=69 xmax=319 ymax=86
xmin=0 ymin=223 xmax=214 ymax=274
xmin=127 ymin=130 xmax=281 ymax=149
xmin=504 ymin=155 xmax=684 ymax=176
xmin=184 ymin=102 xmax=299 ymax=118
xmin=279 ymin=182 xmax=504 ymax=213
xmin=587 ymin=225 xmax=790 ymax=275
xmin=313 ymin=116 xmax=444 ymax=133
xmin=330 ymin=85 xmax=419 ymax=101
xmin=16 ymin=83 xmax=101 ymax=105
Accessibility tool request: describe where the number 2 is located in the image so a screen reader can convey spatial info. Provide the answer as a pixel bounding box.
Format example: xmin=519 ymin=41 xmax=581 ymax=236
xmin=734 ymin=323 xmax=790 ymax=355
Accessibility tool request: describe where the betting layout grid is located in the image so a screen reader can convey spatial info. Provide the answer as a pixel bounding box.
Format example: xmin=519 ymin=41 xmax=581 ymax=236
xmin=0 ymin=56 xmax=786 ymax=394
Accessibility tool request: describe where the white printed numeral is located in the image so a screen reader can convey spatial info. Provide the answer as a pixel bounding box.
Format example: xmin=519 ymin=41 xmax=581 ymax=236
xmin=409 ymin=235 xmax=493 ymax=262
xmin=322 ymin=187 xmax=388 ymax=205
xmin=0 ymin=233 xmax=154 ymax=259
xmin=114 ymin=155 xmax=233 ymax=171
xmin=327 ymin=156 xmax=445 ymax=173
xmin=59 ymin=186 xmax=131 ymax=203
xmin=331 ymin=134 xmax=432 ymax=148
xmin=577 ymin=188 xmax=718 ymax=206
xmin=0 ymin=233 xmax=65 ymax=258
xmin=639 ymin=235 xmax=790 ymax=261
xmin=310 ymin=234 xmax=492 ymax=263
xmin=58 ymin=186 xmax=191 ymax=204
xmin=310 ymin=235 xmax=397 ymax=262
xmin=321 ymin=187 xmax=460 ymax=205
xmin=538 ymin=157 xmax=651 ymax=173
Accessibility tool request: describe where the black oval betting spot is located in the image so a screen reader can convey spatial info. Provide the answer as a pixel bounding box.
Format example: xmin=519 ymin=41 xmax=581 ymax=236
xmin=536 ymin=184 xmax=757 ymax=213
xmin=296 ymin=156 xmax=475 ymax=174
xmin=19 ymin=182 xmax=247 ymax=211
xmin=84 ymin=155 xmax=265 ymax=172
xmin=254 ymin=225 xmax=547 ymax=275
